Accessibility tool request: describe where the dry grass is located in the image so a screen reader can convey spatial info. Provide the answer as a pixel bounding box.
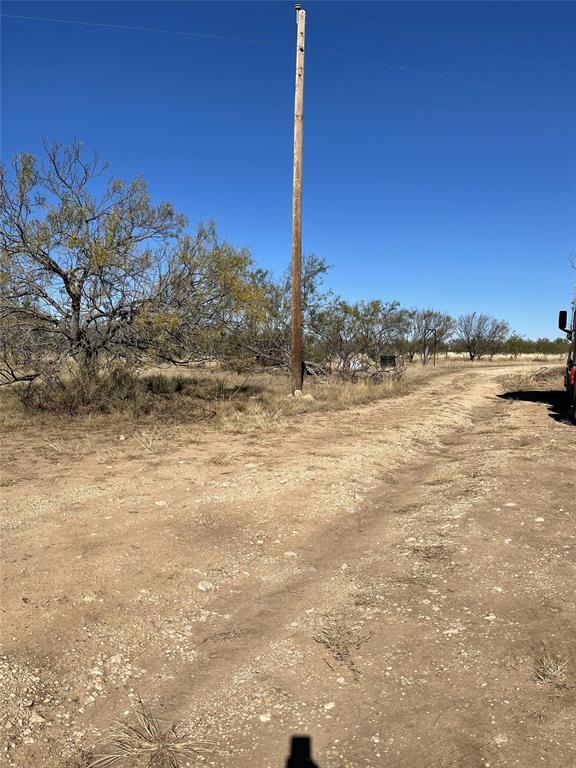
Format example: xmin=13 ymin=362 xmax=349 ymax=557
xmin=132 ymin=426 xmax=171 ymax=455
xmin=0 ymin=363 xmax=457 ymax=476
xmin=499 ymin=366 xmax=564 ymax=394
xmin=214 ymin=365 xmax=439 ymax=433
xmin=0 ymin=360 xmax=474 ymax=450
xmin=314 ymin=617 xmax=373 ymax=679
xmin=438 ymin=355 xmax=565 ymax=367
xmin=533 ymin=650 xmax=570 ymax=690
xmin=308 ymin=377 xmax=408 ymax=408
xmin=89 ymin=697 xmax=213 ymax=768
xmin=3 ymin=359 xmax=528 ymax=477
xmin=41 ymin=437 xmax=89 ymax=460
xmin=220 ymin=403 xmax=288 ymax=434
xmin=206 ymin=451 xmax=235 ymax=466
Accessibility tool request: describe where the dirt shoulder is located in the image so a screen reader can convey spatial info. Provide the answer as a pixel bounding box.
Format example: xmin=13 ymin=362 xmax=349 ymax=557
xmin=1 ymin=365 xmax=575 ymax=768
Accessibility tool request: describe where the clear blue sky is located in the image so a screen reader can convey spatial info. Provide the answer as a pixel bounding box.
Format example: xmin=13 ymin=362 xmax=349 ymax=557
xmin=2 ymin=1 xmax=575 ymax=338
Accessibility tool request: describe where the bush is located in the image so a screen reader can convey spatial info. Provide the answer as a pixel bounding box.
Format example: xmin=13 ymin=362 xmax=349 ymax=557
xmin=142 ymin=373 xmax=191 ymax=395
xmin=18 ymin=363 xmax=145 ymax=415
xmin=14 ymin=365 xmax=207 ymax=416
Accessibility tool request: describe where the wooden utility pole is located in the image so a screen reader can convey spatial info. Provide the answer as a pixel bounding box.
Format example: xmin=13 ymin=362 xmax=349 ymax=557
xmin=291 ymin=4 xmax=306 ymax=393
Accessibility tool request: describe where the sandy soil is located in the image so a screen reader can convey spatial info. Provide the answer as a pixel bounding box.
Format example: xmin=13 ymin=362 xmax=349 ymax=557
xmin=1 ymin=365 xmax=575 ymax=768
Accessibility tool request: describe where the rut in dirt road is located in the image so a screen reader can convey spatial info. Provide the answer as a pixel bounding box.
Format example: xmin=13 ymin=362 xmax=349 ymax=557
xmin=2 ymin=367 xmax=575 ymax=768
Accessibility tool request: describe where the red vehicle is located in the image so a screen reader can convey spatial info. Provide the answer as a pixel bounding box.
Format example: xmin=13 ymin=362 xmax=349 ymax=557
xmin=559 ymin=304 xmax=576 ymax=421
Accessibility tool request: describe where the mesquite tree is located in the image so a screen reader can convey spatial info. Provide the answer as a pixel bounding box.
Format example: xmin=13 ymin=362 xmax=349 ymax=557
xmin=454 ymin=312 xmax=510 ymax=360
xmin=0 ymin=142 xmax=257 ymax=386
xmin=402 ymin=309 xmax=455 ymax=361
xmin=308 ymin=299 xmax=409 ymax=373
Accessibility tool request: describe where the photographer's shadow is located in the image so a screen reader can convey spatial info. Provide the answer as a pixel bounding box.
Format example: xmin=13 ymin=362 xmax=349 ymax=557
xmin=286 ymin=736 xmax=319 ymax=768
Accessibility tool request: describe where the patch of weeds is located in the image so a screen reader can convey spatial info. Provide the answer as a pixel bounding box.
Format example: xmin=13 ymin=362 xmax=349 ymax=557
xmin=314 ymin=617 xmax=373 ymax=680
xmin=499 ymin=366 xmax=563 ymax=394
xmin=133 ymin=426 xmax=170 ymax=456
xmin=41 ymin=437 xmax=89 ymax=460
xmin=534 ymin=651 xmax=569 ymax=690
xmin=19 ymin=364 xmax=145 ymax=415
xmin=221 ymin=404 xmax=287 ymax=434
xmin=88 ymin=696 xmax=214 ymax=767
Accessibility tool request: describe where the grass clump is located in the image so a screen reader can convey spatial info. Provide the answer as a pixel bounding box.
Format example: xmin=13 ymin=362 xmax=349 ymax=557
xmin=221 ymin=402 xmax=287 ymax=434
xmin=89 ymin=697 xmax=213 ymax=768
xmin=534 ymin=650 xmax=569 ymax=690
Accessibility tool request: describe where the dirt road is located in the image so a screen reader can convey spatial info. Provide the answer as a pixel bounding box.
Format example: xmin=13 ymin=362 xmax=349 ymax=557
xmin=1 ymin=366 xmax=575 ymax=768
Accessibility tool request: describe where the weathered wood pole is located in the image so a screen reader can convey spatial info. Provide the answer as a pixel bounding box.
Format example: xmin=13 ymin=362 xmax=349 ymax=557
xmin=291 ymin=4 xmax=306 ymax=393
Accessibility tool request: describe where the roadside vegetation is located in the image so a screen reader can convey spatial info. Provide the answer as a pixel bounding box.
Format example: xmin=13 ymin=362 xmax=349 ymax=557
xmin=1 ymin=141 xmax=568 ymax=422
xmin=498 ymin=365 xmax=565 ymax=395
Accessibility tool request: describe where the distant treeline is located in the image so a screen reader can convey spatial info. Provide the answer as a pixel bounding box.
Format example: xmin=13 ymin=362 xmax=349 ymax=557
xmin=451 ymin=334 xmax=567 ymax=357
